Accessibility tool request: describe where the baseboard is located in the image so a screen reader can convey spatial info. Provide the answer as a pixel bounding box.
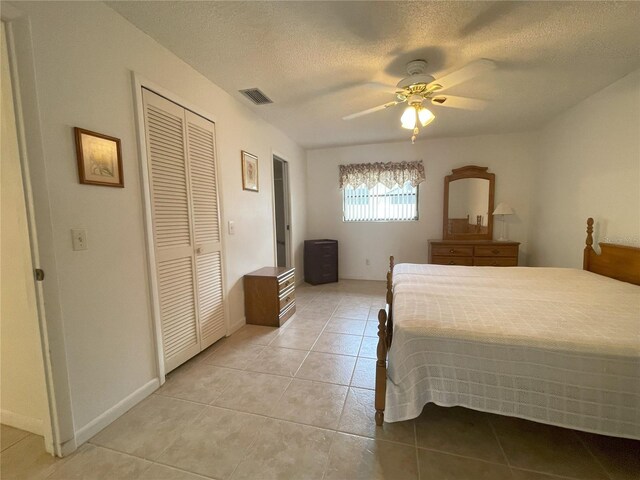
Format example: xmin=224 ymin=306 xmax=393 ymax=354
xmin=228 ymin=316 xmax=245 ymax=336
xmin=0 ymin=409 xmax=43 ymax=435
xmin=338 ymin=275 xmax=383 ymax=282
xmin=73 ymin=378 xmax=159 ymax=448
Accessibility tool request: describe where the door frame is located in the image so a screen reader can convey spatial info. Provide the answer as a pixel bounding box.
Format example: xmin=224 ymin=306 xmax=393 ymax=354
xmin=132 ymin=73 xmax=229 ymax=383
xmin=271 ymin=153 xmax=292 ymax=268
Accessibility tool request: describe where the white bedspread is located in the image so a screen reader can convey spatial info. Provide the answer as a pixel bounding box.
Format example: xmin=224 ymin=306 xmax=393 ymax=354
xmin=386 ymin=264 xmax=640 ymax=439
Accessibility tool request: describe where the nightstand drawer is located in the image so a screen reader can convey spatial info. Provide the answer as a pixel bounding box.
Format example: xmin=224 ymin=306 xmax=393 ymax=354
xmin=431 ymin=245 xmax=474 ymax=257
xmin=279 ymin=288 xmax=295 ymax=312
xmin=278 ymin=272 xmax=295 ymax=292
xmin=474 ymin=257 xmax=518 ymax=267
xmin=474 ymin=245 xmax=519 ymax=257
xmin=431 ymin=256 xmax=474 ymax=266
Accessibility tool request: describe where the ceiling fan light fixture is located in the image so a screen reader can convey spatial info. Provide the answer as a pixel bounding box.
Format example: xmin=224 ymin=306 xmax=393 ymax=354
xmin=401 ymin=105 xmax=417 ymax=129
xmin=418 ymin=107 xmax=435 ymax=127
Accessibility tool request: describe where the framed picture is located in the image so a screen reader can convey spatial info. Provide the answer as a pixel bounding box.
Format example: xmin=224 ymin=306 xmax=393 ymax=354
xmin=241 ymin=150 xmax=258 ymax=192
xmin=74 ymin=127 xmax=124 ymax=187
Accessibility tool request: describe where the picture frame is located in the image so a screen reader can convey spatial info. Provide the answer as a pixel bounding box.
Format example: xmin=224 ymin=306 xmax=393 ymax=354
xmin=241 ymin=150 xmax=259 ymax=192
xmin=74 ymin=127 xmax=124 ymax=188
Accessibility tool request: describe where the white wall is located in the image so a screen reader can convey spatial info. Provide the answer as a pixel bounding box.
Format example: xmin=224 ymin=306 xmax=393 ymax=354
xmin=0 ymin=21 xmax=48 ymax=436
xmin=307 ymin=132 xmax=537 ymax=280
xmin=11 ymin=1 xmax=306 ymax=443
xmin=530 ymin=69 xmax=640 ymax=268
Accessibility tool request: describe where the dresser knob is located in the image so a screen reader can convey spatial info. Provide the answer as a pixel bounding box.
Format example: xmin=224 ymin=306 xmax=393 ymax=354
xmin=491 ymin=249 xmax=500 ymax=254
xmin=449 ymin=249 xmax=455 ymax=253
xmin=448 ymin=261 xmax=455 ymax=265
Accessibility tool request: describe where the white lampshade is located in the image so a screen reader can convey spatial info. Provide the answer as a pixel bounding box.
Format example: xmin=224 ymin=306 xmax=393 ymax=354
xmin=418 ymin=107 xmax=435 ymax=127
xmin=493 ymin=202 xmax=514 ymax=215
xmin=401 ymin=105 xmax=417 ymax=129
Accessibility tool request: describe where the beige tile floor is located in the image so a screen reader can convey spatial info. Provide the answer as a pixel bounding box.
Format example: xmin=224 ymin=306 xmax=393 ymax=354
xmin=1 ymin=279 xmax=639 ymax=479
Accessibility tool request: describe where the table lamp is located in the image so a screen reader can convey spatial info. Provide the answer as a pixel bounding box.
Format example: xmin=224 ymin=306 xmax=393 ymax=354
xmin=493 ymin=203 xmax=514 ymax=241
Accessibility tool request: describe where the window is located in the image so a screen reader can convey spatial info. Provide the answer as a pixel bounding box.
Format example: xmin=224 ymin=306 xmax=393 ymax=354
xmin=339 ymin=160 xmax=424 ymax=222
xmin=343 ymin=181 xmax=418 ymax=222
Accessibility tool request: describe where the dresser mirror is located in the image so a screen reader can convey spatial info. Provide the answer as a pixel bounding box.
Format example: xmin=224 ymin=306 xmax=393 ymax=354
xmin=443 ymin=165 xmax=495 ymax=240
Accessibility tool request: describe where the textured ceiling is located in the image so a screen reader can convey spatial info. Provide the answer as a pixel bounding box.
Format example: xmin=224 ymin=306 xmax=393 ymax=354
xmin=108 ymin=1 xmax=640 ymax=149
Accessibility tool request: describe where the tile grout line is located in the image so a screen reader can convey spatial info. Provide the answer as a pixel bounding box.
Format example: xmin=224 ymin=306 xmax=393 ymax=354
xmin=223 ymin=411 xmax=270 ymax=480
xmin=151 ymin=455 xmax=221 ymax=479
xmin=509 ymin=466 xmax=596 ymax=480
xmin=319 ymin=427 xmax=338 ymax=480
xmin=483 ymin=417 xmax=602 ymax=480
xmin=0 ymin=430 xmax=35 ymax=453
xmin=415 ymin=422 xmax=422 ymax=480
xmin=486 ymin=414 xmax=511 ymax=468
xmin=573 ymin=431 xmax=614 ymax=480
xmin=415 ymin=444 xmax=519 ymax=468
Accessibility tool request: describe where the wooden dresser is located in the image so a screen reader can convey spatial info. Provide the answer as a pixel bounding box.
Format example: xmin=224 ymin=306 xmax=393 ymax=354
xmin=304 ymin=239 xmax=338 ymax=285
xmin=244 ymin=266 xmax=296 ymax=327
xmin=428 ymin=240 xmax=520 ymax=267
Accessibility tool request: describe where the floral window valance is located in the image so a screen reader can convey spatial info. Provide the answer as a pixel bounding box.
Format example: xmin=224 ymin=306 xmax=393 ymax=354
xmin=339 ymin=161 xmax=425 ymax=189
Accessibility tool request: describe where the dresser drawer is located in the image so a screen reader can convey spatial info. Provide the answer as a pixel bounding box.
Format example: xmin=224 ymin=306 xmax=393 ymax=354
xmin=319 ymin=243 xmax=337 ymax=254
xmin=474 ymin=257 xmax=518 ymax=267
xmin=474 ymin=245 xmax=519 ymax=257
xmin=431 ymin=245 xmax=474 ymax=257
xmin=431 ymin=256 xmax=474 ymax=266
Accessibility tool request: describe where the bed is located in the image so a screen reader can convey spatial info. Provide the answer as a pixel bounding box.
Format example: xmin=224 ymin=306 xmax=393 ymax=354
xmin=374 ymin=218 xmax=640 ymax=439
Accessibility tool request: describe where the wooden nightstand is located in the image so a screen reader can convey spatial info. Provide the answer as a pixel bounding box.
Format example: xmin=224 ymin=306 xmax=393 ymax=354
xmin=244 ymin=266 xmax=296 ymax=327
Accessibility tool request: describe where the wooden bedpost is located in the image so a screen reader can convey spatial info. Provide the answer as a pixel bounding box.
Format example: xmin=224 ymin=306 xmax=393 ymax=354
xmin=375 ymin=308 xmax=387 ymax=426
xmin=385 ymin=256 xmax=394 ymax=348
xmin=583 ymin=217 xmax=594 ymax=270
xmin=375 ymin=255 xmax=395 ymax=426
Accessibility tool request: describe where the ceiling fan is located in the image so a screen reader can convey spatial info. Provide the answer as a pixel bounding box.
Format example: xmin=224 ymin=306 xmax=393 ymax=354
xmin=343 ymin=58 xmax=496 ymax=143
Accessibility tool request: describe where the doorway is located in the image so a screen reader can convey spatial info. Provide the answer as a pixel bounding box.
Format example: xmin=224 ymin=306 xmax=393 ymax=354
xmin=273 ymin=156 xmax=291 ymax=268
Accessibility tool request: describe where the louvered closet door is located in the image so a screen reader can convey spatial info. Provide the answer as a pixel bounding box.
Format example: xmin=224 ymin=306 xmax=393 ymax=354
xmin=143 ymin=89 xmax=201 ymax=372
xmin=185 ymin=111 xmax=225 ymax=349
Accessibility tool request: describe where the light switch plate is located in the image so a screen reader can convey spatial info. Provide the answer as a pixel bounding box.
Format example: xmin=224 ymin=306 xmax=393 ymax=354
xmin=228 ymin=220 xmax=235 ymax=235
xmin=71 ymin=228 xmax=88 ymax=251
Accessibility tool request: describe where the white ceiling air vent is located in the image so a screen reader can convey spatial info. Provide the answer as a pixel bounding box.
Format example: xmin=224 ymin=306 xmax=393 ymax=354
xmin=239 ymin=88 xmax=273 ymax=105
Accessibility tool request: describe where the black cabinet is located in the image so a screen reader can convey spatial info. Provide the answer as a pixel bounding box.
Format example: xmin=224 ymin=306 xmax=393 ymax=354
xmin=304 ymin=239 xmax=338 ymax=285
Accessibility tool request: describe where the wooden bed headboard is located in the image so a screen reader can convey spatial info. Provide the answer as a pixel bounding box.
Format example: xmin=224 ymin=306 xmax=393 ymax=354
xmin=583 ymin=218 xmax=640 ymax=286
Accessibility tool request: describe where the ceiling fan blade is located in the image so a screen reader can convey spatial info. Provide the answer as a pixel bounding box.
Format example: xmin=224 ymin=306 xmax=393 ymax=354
xmin=363 ymin=82 xmax=402 ymax=94
xmin=431 ymin=95 xmax=488 ymax=110
xmin=342 ymin=100 xmax=404 ymax=120
xmin=431 ymin=59 xmax=496 ymax=91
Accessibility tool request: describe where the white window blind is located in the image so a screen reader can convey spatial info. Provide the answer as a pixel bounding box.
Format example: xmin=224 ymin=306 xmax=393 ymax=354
xmin=339 ymin=161 xmax=424 ymax=222
xmin=343 ymin=181 xmax=418 ymax=222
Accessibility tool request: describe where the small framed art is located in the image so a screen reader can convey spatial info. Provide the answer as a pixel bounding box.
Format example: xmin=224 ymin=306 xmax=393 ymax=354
xmin=74 ymin=127 xmax=124 ymax=187
xmin=241 ymin=150 xmax=258 ymax=192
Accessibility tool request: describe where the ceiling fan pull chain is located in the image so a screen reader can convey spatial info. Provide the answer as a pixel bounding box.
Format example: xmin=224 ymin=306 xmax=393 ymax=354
xmin=411 ymin=127 xmax=419 ymax=144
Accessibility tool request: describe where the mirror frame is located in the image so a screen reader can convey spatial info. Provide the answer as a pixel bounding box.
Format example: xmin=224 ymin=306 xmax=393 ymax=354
xmin=443 ymin=165 xmax=495 ymax=240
